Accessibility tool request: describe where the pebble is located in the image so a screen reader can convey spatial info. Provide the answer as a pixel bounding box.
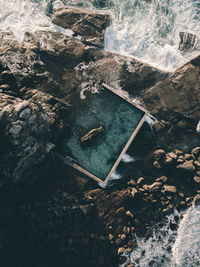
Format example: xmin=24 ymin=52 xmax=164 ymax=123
xmin=118 ymin=247 xmax=124 ymax=255
xmin=194 ymin=176 xmax=200 ymax=183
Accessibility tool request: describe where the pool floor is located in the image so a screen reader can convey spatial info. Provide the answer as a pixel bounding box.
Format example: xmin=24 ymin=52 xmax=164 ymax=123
xmin=64 ymin=85 xmax=147 ymax=183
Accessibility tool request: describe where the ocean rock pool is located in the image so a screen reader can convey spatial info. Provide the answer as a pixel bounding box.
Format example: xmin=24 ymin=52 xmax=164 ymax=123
xmin=64 ymin=84 xmax=147 ymax=184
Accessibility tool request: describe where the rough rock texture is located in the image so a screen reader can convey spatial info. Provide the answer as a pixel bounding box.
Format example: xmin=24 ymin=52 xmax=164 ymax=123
xmin=140 ymin=54 xmax=200 ymax=120
xmin=179 ymin=32 xmax=200 ymax=53
xmin=52 ymin=7 xmax=110 ymax=48
xmin=0 ymin=5 xmax=200 ymax=266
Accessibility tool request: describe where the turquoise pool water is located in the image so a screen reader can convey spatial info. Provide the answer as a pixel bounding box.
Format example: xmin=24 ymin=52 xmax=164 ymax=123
xmin=64 ymin=87 xmax=145 ymax=181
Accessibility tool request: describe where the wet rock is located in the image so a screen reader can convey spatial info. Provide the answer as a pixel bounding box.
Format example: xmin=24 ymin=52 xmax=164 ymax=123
xmin=131 ymin=188 xmax=138 ymax=197
xmin=179 ymin=32 xmax=200 ymax=53
xmin=191 ymin=147 xmax=200 ymax=160
xmin=52 ymin=7 xmax=110 ymax=48
xmin=163 ymin=185 xmax=177 ymax=194
xmin=126 ymin=211 xmax=134 ymax=218
xmin=118 ymin=247 xmax=124 ymax=255
xmin=194 ymin=176 xmax=200 ymax=183
xmin=141 ymin=54 xmax=200 ymax=120
xmin=193 ymin=194 xmax=200 ymax=206
xmin=176 ymin=160 xmax=195 ymax=172
xmin=153 ymin=149 xmax=166 ymax=162
xmin=149 ymin=182 xmax=162 ymax=192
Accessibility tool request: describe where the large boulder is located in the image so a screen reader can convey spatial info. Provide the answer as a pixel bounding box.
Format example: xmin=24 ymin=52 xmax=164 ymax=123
xmin=140 ymin=54 xmax=200 ymax=120
xmin=52 ymin=7 xmax=110 ymax=48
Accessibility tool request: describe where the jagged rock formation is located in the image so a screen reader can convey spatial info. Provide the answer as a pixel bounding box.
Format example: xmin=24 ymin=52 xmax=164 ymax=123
xmin=0 ymin=5 xmax=200 ymax=267
xmin=179 ymin=32 xmax=200 ymax=53
xmin=52 ymin=7 xmax=110 ymax=48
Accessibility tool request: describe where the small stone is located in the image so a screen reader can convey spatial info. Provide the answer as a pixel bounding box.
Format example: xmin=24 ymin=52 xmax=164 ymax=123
xmin=194 ymin=160 xmax=200 ymax=167
xmin=149 ymin=182 xmax=162 ymax=192
xmin=193 ymin=194 xmax=200 ymax=206
xmin=165 ymin=155 xmax=174 ymax=165
xmin=153 ymin=161 xmax=162 ymax=169
xmin=168 ymin=152 xmax=177 ymax=160
xmin=121 ymin=234 xmax=126 ymax=240
xmin=191 ymin=147 xmax=200 ymax=159
xmin=196 ymin=171 xmax=200 ymax=176
xmin=142 ymin=184 xmax=149 ymax=191
xmin=160 ymin=176 xmax=168 ymax=183
xmin=126 ymin=248 xmax=133 ymax=254
xmin=116 ymin=207 xmax=125 ymax=216
xmin=163 ymin=185 xmax=177 ymax=193
xmin=128 ymin=179 xmax=137 ymax=186
xmin=153 ymin=121 xmax=166 ymax=132
xmin=184 ymin=153 xmax=192 ymax=160
xmin=108 ymin=234 xmax=113 ymax=240
xmin=153 ymin=149 xmax=166 ymax=161
xmin=9 ymin=124 xmax=22 ymax=135
xmin=179 ymin=201 xmax=186 ymax=209
xmin=118 ymin=247 xmax=125 ymax=255
xmin=176 ymin=160 xmax=195 ymax=172
xmin=137 ymin=177 xmax=144 ymax=185
xmin=131 ymin=188 xmax=138 ymax=197
xmin=177 ymin=158 xmax=184 ymax=164
xmin=174 ymin=149 xmax=183 ymax=156
xmin=178 ymin=192 xmax=184 ymax=198
xmin=19 ymin=108 xmax=31 ymax=119
xmin=194 ymin=176 xmax=200 ymax=183
xmin=126 ymin=210 xmax=134 ymax=217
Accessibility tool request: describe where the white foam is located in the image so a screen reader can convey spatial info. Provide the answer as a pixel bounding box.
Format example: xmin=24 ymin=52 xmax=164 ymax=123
xmin=104 ymin=0 xmax=200 ymax=72
xmin=171 ymin=205 xmax=200 ymax=266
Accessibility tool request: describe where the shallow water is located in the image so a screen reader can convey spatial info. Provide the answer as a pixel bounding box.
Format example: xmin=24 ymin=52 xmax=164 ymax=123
xmin=64 ymin=87 xmax=145 ymax=181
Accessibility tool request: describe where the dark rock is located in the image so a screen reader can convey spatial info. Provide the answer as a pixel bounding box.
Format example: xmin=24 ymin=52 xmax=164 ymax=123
xmin=52 ymin=7 xmax=110 ymax=48
xmin=179 ymin=32 xmax=200 ymax=53
xmin=176 ymin=160 xmax=195 ymax=172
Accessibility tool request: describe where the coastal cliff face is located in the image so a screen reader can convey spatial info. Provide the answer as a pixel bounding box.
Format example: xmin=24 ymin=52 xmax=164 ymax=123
xmin=0 ymin=6 xmax=200 ymax=267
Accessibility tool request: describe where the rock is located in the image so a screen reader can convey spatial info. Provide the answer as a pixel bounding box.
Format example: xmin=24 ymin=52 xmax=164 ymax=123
xmin=149 ymin=182 xmax=162 ymax=192
xmin=184 ymin=153 xmax=192 ymax=160
xmin=191 ymin=147 xmax=200 ymax=160
xmin=176 ymin=160 xmax=195 ymax=172
xmin=118 ymin=247 xmax=124 ymax=255
xmin=126 ymin=211 xmax=134 ymax=218
xmin=120 ymin=234 xmax=126 ymax=240
xmin=115 ymin=207 xmax=125 ymax=216
xmin=9 ymin=124 xmax=23 ymax=135
xmin=153 ymin=161 xmax=162 ymax=169
xmin=178 ymin=32 xmax=200 ymax=53
xmin=163 ymin=185 xmax=177 ymax=194
xmin=153 ymin=149 xmax=166 ymax=161
xmin=159 ymin=176 xmax=168 ymax=183
xmin=193 ymin=160 xmax=200 ymax=168
xmin=193 ymin=194 xmax=200 ymax=206
xmin=137 ymin=177 xmax=145 ymax=185
xmin=153 ymin=120 xmax=166 ymax=132
xmin=131 ymin=188 xmax=138 ymax=197
xmin=140 ymin=54 xmax=200 ymax=120
xmin=108 ymin=234 xmax=113 ymax=241
xmin=194 ymin=176 xmax=200 ymax=183
xmin=52 ymin=7 xmax=110 ymax=48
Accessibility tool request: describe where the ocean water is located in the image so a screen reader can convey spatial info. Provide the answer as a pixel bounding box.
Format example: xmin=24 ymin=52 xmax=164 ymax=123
xmin=127 ymin=206 xmax=200 ymax=267
xmin=0 ymin=0 xmax=199 ymax=71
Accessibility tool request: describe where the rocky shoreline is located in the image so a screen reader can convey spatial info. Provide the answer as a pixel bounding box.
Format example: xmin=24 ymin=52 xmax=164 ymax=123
xmin=0 ymin=6 xmax=200 ymax=267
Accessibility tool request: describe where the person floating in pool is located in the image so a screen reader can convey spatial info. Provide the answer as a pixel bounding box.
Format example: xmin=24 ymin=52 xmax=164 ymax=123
xmin=80 ymin=124 xmax=106 ymax=144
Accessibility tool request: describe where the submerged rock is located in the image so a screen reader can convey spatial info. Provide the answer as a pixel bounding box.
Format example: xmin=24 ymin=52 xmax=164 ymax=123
xmin=52 ymin=7 xmax=110 ymax=48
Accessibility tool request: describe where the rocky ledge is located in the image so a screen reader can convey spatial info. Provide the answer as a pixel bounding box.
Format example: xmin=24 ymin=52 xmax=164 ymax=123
xmin=0 ymin=6 xmax=200 ymax=267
